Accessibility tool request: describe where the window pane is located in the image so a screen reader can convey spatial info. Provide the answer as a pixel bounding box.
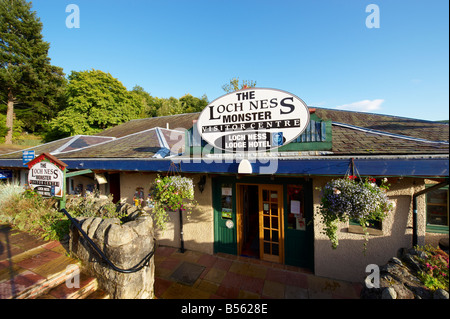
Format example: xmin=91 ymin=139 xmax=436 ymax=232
xmin=264 ymin=216 xmax=270 ymax=228
xmin=263 ymin=190 xmax=269 ymax=201
xmin=272 ymin=217 xmax=278 ymax=229
xmin=271 ymin=204 xmax=277 ymax=216
xmin=264 ymin=242 xmax=271 ymax=254
xmin=272 ymin=244 xmax=279 ymax=256
xmin=272 ymin=230 xmax=279 ymax=242
xmin=264 ymin=229 xmax=270 ymax=241
xmin=427 ymin=187 xmax=449 ymax=227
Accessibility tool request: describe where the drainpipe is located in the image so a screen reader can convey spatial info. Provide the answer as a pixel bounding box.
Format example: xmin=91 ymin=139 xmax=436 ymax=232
xmin=412 ymin=179 xmax=449 ymax=247
xmin=179 ymin=208 xmax=185 ymax=253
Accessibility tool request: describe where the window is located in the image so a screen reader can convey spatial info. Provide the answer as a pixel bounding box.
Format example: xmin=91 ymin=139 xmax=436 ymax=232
xmin=287 ymin=185 xmax=305 ymax=230
xmin=426 ymin=185 xmax=449 ymax=233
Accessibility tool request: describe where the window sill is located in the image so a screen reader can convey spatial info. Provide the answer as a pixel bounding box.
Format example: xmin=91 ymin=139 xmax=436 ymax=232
xmin=426 ymin=224 xmax=449 ymax=234
xmin=347 ymin=225 xmax=383 ymax=236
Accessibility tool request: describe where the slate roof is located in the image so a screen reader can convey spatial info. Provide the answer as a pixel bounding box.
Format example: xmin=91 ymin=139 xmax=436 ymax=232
xmin=0 ymin=108 xmax=448 ymax=162
xmin=331 ymin=124 xmax=448 ymax=155
xmin=96 ymin=113 xmax=199 ymax=138
xmin=314 ymin=108 xmax=449 ymax=143
xmin=59 ymin=128 xmax=184 ymax=158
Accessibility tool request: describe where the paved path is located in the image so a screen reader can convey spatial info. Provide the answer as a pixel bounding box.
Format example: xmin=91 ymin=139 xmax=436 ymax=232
xmin=1 ymin=225 xmax=363 ymax=299
xmin=155 ymin=246 xmax=362 ymax=299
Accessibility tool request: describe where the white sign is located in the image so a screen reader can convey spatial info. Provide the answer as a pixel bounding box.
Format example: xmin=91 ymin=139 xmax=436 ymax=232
xmin=197 ymin=88 xmax=310 ymax=152
xmin=28 ymin=161 xmax=64 ymax=198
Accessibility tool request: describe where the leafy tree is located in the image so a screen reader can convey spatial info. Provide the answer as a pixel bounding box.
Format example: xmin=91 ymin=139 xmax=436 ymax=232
xmin=0 ymin=0 xmax=66 ymax=143
xmin=47 ymin=69 xmax=143 ymax=139
xmin=179 ymin=94 xmax=208 ymax=113
xmin=222 ymin=77 xmax=257 ymax=93
xmin=130 ymin=85 xmax=163 ymax=118
xmin=156 ymin=97 xmax=184 ymax=117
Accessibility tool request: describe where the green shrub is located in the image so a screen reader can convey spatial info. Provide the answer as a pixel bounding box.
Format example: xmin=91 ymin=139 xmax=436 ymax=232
xmin=0 ymin=187 xmax=66 ymax=241
xmin=414 ymin=245 xmax=449 ymax=291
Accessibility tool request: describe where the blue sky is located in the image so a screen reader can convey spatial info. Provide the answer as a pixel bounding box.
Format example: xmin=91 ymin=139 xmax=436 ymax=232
xmin=31 ymin=0 xmax=449 ymax=121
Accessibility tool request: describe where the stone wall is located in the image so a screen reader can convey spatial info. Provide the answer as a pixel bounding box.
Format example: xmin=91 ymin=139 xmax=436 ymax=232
xmin=69 ymin=214 xmax=155 ymax=299
xmin=361 ymin=247 xmax=449 ymax=299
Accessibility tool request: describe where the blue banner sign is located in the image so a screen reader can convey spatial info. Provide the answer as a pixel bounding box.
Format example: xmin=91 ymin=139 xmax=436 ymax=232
xmin=23 ymin=150 xmax=35 ymax=166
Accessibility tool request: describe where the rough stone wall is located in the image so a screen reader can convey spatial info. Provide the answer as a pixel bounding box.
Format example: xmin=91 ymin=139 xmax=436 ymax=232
xmin=361 ymin=247 xmax=449 ymax=299
xmin=69 ymin=214 xmax=155 ymax=299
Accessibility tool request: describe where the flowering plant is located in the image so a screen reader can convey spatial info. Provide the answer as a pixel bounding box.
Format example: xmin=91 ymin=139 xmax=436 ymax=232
xmin=317 ymin=176 xmax=394 ymax=250
xmin=149 ymin=175 xmax=197 ymax=230
xmin=414 ymin=245 xmax=449 ymax=291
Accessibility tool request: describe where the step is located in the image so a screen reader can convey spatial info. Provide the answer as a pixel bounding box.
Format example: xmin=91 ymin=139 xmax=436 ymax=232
xmin=36 ymin=272 xmax=108 ymax=299
xmin=3 ymin=261 xmax=81 ymax=299
xmin=0 ymin=240 xmax=108 ymax=299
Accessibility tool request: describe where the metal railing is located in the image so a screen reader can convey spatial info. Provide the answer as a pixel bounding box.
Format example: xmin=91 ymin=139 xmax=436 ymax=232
xmin=61 ymin=208 xmax=155 ymax=273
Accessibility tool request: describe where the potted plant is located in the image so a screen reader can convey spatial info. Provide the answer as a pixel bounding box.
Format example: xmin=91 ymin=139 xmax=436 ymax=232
xmin=148 ymin=174 xmax=197 ymax=231
xmin=317 ymin=176 xmax=394 ymax=251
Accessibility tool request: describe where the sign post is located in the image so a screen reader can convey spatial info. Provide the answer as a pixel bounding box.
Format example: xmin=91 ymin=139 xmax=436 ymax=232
xmin=27 ymin=152 xmax=68 ymax=209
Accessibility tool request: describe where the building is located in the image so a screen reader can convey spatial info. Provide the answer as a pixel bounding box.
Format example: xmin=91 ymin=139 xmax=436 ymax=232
xmin=1 ymin=95 xmax=448 ymax=282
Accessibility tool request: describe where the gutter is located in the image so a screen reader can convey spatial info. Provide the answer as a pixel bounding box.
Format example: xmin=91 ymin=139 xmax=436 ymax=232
xmin=0 ymin=155 xmax=448 ymax=177
xmin=412 ymin=179 xmax=449 ymax=247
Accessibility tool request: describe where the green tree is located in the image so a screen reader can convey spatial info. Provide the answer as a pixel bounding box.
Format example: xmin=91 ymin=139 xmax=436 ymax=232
xmin=222 ymin=77 xmax=257 ymax=93
xmin=156 ymin=97 xmax=184 ymax=117
xmin=130 ymin=85 xmax=163 ymax=118
xmin=0 ymin=0 xmax=66 ymax=143
xmin=179 ymin=94 xmax=208 ymax=113
xmin=47 ymin=69 xmax=143 ymax=139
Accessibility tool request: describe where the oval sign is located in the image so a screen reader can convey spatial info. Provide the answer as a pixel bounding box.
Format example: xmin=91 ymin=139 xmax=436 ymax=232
xmin=28 ymin=161 xmax=64 ymax=198
xmin=197 ymin=88 xmax=310 ymax=152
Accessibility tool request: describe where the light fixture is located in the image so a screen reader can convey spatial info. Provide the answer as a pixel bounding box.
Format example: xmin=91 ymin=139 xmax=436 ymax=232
xmin=238 ymin=159 xmax=252 ymax=174
xmin=197 ymin=175 xmax=206 ymax=193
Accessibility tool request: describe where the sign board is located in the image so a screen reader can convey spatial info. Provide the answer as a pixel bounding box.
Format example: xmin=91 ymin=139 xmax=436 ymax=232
xmin=197 ymin=88 xmax=310 ymax=152
xmin=22 ymin=150 xmax=35 ymax=166
xmin=0 ymin=170 xmax=12 ymax=179
xmin=27 ymin=153 xmax=66 ymax=198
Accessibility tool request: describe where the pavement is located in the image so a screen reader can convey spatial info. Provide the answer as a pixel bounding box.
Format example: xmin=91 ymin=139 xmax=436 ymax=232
xmin=154 ymin=246 xmax=362 ymax=299
xmin=1 ymin=224 xmax=363 ymax=299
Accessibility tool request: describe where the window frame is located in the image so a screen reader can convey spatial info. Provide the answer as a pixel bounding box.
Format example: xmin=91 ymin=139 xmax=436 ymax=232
xmin=425 ymin=184 xmax=449 ymax=234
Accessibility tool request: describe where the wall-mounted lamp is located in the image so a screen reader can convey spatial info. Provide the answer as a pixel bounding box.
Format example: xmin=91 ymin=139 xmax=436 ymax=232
xmin=197 ymin=175 xmax=206 ymax=193
xmin=238 ymin=159 xmax=252 ymax=174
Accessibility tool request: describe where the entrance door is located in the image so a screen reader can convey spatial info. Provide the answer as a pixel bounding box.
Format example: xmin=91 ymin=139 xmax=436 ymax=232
xmin=259 ymin=185 xmax=284 ymax=263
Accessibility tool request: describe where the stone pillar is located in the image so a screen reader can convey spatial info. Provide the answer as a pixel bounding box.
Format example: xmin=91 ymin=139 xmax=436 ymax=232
xmin=69 ymin=215 xmax=155 ymax=299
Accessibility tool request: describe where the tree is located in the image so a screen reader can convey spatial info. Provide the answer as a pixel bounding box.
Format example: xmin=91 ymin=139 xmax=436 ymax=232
xmin=130 ymin=85 xmax=162 ymax=118
xmin=179 ymin=94 xmax=208 ymax=113
xmin=156 ymin=97 xmax=184 ymax=117
xmin=47 ymin=69 xmax=143 ymax=139
xmin=0 ymin=0 xmax=66 ymax=143
xmin=222 ymin=77 xmax=257 ymax=93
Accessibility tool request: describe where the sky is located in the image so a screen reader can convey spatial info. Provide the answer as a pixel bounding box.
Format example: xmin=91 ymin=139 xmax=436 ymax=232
xmin=31 ymin=0 xmax=449 ymax=121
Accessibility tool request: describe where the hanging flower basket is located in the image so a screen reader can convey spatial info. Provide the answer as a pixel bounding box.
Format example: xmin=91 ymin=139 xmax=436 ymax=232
xmin=148 ymin=174 xmax=197 ymax=230
xmin=317 ymin=176 xmax=394 ymax=251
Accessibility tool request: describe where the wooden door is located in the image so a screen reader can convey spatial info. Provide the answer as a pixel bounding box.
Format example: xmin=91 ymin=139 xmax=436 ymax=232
xmin=259 ymin=185 xmax=284 ymax=263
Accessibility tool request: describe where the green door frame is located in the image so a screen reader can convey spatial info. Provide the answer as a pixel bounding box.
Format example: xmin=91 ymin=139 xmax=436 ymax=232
xmin=212 ymin=174 xmax=314 ymax=270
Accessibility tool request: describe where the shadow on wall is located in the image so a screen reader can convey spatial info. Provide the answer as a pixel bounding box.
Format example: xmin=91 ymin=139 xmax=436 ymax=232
xmin=154 ymin=203 xmax=214 ymax=255
xmin=315 ymin=194 xmax=419 ymax=283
